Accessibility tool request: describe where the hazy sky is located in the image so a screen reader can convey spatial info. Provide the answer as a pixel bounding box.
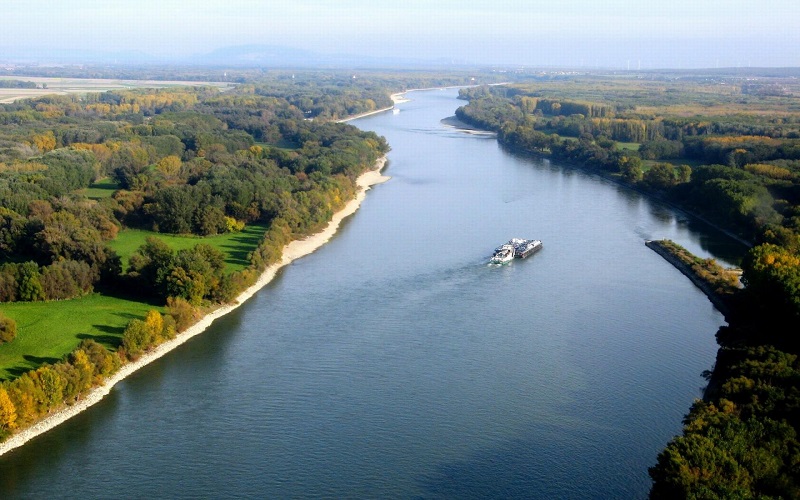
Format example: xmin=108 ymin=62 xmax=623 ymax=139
xmin=3 ymin=0 xmax=799 ymax=68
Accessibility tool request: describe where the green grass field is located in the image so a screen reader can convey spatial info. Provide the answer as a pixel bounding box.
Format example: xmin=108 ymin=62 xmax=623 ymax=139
xmin=0 ymin=294 xmax=161 ymax=380
xmin=0 ymin=223 xmax=269 ymax=380
xmin=109 ymin=223 xmax=268 ymax=273
xmin=80 ymin=178 xmax=119 ymax=200
xmin=616 ymin=142 xmax=641 ymax=152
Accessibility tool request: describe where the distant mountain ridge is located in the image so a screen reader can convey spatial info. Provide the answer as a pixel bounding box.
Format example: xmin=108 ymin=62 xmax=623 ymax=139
xmin=0 ymin=44 xmax=470 ymax=69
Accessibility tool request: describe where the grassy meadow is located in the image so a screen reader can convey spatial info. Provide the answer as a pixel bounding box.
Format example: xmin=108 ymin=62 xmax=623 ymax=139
xmin=0 ymin=294 xmax=162 ymax=380
xmin=79 ymin=178 xmax=120 ymax=200
xmin=0 ymin=223 xmax=268 ymax=378
xmin=109 ymin=223 xmax=268 ymax=273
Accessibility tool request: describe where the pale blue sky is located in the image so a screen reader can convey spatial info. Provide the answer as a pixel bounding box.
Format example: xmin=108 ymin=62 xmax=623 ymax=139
xmin=2 ymin=0 xmax=798 ymax=68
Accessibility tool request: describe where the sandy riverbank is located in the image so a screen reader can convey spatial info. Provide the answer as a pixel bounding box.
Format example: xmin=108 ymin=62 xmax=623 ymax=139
xmin=440 ymin=115 xmax=497 ymax=136
xmin=336 ymin=92 xmax=408 ymax=123
xmin=0 ymin=157 xmax=390 ymax=458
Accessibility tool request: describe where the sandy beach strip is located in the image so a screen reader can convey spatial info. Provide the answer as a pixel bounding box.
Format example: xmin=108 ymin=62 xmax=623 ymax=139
xmin=336 ymin=92 xmax=410 ymax=123
xmin=0 ymin=157 xmax=390 ymax=457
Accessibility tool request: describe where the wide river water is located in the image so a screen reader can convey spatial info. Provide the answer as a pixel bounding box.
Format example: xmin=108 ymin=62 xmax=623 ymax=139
xmin=0 ymin=89 xmax=747 ymax=499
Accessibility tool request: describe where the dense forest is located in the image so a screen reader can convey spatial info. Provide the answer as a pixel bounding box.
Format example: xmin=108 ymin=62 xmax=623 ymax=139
xmin=0 ymin=72 xmax=436 ymax=439
xmin=454 ymin=77 xmax=800 ymax=498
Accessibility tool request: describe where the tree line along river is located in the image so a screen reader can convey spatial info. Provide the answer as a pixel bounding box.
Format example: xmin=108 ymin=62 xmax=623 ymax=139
xmin=0 ymin=88 xmax=747 ymax=499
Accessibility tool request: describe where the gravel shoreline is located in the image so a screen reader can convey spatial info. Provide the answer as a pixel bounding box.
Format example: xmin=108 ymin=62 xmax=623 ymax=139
xmin=0 ymin=157 xmax=389 ymax=457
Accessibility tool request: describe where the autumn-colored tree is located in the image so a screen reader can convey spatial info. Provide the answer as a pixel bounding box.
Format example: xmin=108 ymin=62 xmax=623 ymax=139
xmin=156 ymin=155 xmax=182 ymax=180
xmin=166 ymin=296 xmax=200 ymax=332
xmin=143 ymin=310 xmax=164 ymax=344
xmin=248 ymin=145 xmax=263 ymax=158
xmin=744 ymin=163 xmax=794 ymax=180
xmin=31 ymin=131 xmax=56 ymax=152
xmin=122 ymin=319 xmax=150 ymax=358
xmin=740 ymin=243 xmax=800 ymax=342
xmin=225 ymin=217 xmax=245 ymax=233
xmin=0 ymin=313 xmax=17 ymax=344
xmin=33 ymin=366 xmax=64 ymax=411
xmin=79 ymin=339 xmax=120 ymax=379
xmin=69 ymin=349 xmax=95 ymax=393
xmin=6 ymin=374 xmax=39 ymax=425
xmin=0 ymin=387 xmax=17 ymax=431
xmin=70 ymin=143 xmax=113 ymax=167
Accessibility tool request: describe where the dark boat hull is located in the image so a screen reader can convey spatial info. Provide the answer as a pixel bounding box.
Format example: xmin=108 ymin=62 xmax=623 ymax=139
xmin=516 ymin=243 xmax=542 ymax=258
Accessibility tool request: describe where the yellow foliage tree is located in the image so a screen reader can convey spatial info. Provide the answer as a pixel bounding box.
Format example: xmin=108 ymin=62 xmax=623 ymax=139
xmin=156 ymin=155 xmax=182 ymax=179
xmin=71 ymin=143 xmax=113 ymax=166
xmin=32 ymin=131 xmax=56 ymax=152
xmin=70 ymin=349 xmax=94 ymax=393
xmin=0 ymin=387 xmax=17 ymax=431
xmin=143 ymin=310 xmax=165 ymax=344
xmin=248 ymin=145 xmax=263 ymax=158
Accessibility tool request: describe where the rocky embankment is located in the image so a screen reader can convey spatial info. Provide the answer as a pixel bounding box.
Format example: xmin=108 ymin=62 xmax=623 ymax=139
xmin=645 ymin=239 xmax=736 ymax=320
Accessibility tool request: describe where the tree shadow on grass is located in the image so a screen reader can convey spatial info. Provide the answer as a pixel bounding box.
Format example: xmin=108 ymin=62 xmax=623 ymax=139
xmin=219 ymin=239 xmax=260 ymax=269
xmin=3 ymin=365 xmax=34 ymax=378
xmin=219 ymin=244 xmax=252 ymax=269
xmin=111 ymin=311 xmax=146 ymax=322
xmin=217 ymin=227 xmax=267 ymax=270
xmin=79 ymin=331 xmax=123 ymax=350
xmin=2 ymin=355 xmax=65 ymax=379
xmin=90 ymin=324 xmax=124 ymax=335
xmin=92 ymin=284 xmax=165 ymax=307
xmin=23 ymin=354 xmax=60 ymax=365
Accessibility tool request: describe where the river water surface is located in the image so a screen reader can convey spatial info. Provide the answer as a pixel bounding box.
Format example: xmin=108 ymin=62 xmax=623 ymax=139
xmin=0 ymin=89 xmax=746 ymax=499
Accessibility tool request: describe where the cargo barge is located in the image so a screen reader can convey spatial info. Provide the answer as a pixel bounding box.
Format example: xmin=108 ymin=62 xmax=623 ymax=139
xmin=491 ymin=238 xmax=542 ymax=263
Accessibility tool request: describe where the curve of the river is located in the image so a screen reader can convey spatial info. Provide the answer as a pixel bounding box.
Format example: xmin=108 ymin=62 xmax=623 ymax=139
xmin=0 ymin=89 xmax=747 ymax=499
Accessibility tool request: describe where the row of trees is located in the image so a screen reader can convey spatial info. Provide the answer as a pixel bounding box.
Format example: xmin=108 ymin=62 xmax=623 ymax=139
xmin=0 ymin=338 xmax=122 ymax=436
xmin=0 ymin=80 xmax=37 ymax=89
xmin=0 ymin=260 xmax=94 ymax=302
xmin=0 ymin=298 xmax=196 ymax=438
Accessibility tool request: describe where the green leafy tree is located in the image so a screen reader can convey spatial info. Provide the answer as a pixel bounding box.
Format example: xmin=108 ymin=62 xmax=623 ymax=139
xmin=677 ymin=164 xmax=692 ymax=184
xmin=17 ymin=261 xmax=45 ymax=302
xmin=194 ymin=205 xmax=228 ymax=236
xmin=619 ymin=156 xmax=643 ymax=183
xmin=127 ymin=237 xmax=175 ymax=298
xmin=643 ymin=163 xmax=676 ymax=190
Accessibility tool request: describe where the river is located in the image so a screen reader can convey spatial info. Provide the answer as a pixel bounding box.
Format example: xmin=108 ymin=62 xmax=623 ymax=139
xmin=0 ymin=88 xmax=746 ymax=499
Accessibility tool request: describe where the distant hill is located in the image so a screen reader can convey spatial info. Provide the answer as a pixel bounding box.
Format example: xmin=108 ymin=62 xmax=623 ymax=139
xmin=0 ymin=44 xmax=472 ymax=69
